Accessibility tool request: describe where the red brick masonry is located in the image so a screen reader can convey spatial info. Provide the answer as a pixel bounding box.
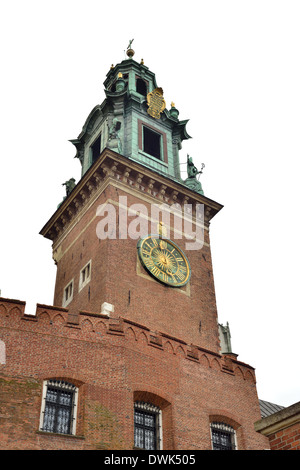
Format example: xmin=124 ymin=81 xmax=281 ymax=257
xmin=0 ymin=297 xmax=269 ymax=450
xmin=255 ymin=401 xmax=300 ymax=450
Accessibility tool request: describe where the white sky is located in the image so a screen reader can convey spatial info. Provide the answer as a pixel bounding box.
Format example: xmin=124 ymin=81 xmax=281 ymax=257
xmin=0 ymin=0 xmax=299 ymax=408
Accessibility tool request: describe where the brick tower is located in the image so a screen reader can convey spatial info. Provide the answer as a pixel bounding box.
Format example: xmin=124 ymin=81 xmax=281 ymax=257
xmin=0 ymin=44 xmax=269 ymax=450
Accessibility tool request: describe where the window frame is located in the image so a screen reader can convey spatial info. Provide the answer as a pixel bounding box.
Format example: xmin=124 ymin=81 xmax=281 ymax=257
xmin=143 ymin=126 xmax=162 ymax=160
xmin=39 ymin=380 xmax=79 ymax=436
xmin=62 ymin=279 xmax=74 ymax=307
xmin=79 ymin=260 xmax=92 ymax=292
xmin=138 ymin=120 xmax=168 ymax=166
xmin=134 ymin=402 xmax=162 ymax=450
xmin=0 ymin=339 xmax=5 ymax=365
xmin=210 ymin=422 xmax=237 ymax=450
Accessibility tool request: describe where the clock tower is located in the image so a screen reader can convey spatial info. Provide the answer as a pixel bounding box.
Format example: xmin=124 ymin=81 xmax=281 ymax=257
xmin=31 ymin=44 xmax=268 ymax=450
xmin=40 ymin=45 xmax=223 ymax=353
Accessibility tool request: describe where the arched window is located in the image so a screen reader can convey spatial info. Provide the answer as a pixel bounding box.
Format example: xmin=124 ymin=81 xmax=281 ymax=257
xmin=210 ymin=422 xmax=236 ymax=450
xmin=39 ymin=380 xmax=78 ymax=435
xmin=91 ymin=134 xmax=102 ymax=164
xmin=136 ymin=78 xmax=147 ymax=96
xmin=134 ymin=402 xmax=162 ymax=450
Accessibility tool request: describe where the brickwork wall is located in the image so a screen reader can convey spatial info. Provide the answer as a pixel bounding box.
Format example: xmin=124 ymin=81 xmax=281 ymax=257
xmin=0 ymin=298 xmax=269 ymax=450
xmin=52 ymin=182 xmax=220 ymax=353
xmin=268 ymin=423 xmax=300 ymax=450
xmin=1 ymin=152 xmax=270 ymax=450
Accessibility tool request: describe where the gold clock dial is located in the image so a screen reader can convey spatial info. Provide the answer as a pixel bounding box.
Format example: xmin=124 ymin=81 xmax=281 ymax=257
xmin=137 ymin=236 xmax=191 ymax=287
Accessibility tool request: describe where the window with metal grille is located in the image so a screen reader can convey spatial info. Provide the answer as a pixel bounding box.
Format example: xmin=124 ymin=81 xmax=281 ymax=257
xmin=134 ymin=402 xmax=161 ymax=450
xmin=40 ymin=380 xmax=77 ymax=435
xmin=210 ymin=422 xmax=236 ymax=450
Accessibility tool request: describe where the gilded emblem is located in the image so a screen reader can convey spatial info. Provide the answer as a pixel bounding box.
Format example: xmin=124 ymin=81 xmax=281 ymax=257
xmin=146 ymin=88 xmax=166 ymax=119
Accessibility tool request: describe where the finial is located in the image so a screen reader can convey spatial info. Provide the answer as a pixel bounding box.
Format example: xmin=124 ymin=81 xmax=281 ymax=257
xmin=126 ymin=39 xmax=135 ymax=58
xmin=116 ymin=72 xmax=126 ymax=92
xmin=140 ymin=58 xmax=144 ymax=65
xmin=169 ymin=102 xmax=179 ymax=119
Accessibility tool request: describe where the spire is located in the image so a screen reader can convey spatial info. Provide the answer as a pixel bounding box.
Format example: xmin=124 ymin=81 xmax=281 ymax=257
xmin=69 ymin=43 xmax=192 ymax=183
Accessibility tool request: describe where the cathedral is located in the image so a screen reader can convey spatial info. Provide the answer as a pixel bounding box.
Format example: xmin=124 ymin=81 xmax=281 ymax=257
xmin=0 ymin=44 xmax=269 ymax=450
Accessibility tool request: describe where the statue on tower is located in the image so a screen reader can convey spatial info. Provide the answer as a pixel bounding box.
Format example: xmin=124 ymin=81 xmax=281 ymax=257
xmin=107 ymin=118 xmax=122 ymax=153
xmin=57 ymin=178 xmax=76 ymax=208
xmin=184 ymin=155 xmax=205 ymax=195
xmin=63 ymin=178 xmax=76 ymax=196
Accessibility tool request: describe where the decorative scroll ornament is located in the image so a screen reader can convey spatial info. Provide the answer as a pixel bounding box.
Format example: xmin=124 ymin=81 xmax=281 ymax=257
xmin=146 ymin=87 xmax=166 ymax=119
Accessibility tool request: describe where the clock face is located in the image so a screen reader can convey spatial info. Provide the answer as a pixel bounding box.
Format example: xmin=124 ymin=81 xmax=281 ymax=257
xmin=137 ymin=236 xmax=191 ymax=287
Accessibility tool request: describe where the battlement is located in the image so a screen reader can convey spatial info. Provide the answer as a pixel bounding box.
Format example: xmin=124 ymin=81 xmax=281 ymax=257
xmin=0 ymin=297 xmax=255 ymax=382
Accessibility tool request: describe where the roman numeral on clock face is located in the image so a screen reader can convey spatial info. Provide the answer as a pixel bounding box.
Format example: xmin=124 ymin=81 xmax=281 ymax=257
xmin=144 ymin=258 xmax=154 ymax=268
xmin=142 ymin=248 xmax=151 ymax=257
xmin=160 ymin=272 xmax=169 ymax=283
xmin=151 ymin=266 xmax=161 ymax=277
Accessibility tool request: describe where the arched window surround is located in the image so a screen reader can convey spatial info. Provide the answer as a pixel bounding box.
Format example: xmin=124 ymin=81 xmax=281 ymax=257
xmin=39 ymin=379 xmax=79 ymax=435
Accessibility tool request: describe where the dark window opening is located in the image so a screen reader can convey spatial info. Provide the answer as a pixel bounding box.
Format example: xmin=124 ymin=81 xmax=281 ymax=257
xmin=134 ymin=408 xmax=157 ymax=450
xmin=143 ymin=127 xmax=161 ymax=160
xmin=91 ymin=135 xmax=101 ymax=164
xmin=136 ymin=78 xmax=147 ymax=96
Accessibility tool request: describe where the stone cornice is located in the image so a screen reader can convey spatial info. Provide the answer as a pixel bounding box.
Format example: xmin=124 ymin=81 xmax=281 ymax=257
xmin=254 ymin=402 xmax=300 ymax=436
xmin=40 ymin=148 xmax=223 ymax=243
